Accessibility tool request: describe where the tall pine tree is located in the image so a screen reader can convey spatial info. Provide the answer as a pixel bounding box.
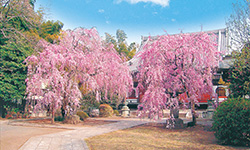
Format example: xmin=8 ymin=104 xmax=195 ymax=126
xmin=0 ymin=41 xmax=33 ymax=116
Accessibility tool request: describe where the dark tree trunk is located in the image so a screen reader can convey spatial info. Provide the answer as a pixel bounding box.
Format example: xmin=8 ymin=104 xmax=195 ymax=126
xmin=51 ymin=107 xmax=55 ymax=124
xmin=191 ymin=102 xmax=196 ymax=125
xmin=0 ymin=99 xmax=4 ymax=118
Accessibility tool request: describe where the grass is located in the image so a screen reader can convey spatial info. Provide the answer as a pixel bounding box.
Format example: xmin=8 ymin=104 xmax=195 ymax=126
xmin=85 ymin=124 xmax=246 ymax=150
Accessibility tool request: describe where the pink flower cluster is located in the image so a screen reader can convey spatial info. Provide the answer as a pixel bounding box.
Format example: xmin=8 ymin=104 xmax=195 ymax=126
xmin=25 ymin=28 xmax=132 ymax=114
xmin=137 ymin=32 xmax=220 ymax=119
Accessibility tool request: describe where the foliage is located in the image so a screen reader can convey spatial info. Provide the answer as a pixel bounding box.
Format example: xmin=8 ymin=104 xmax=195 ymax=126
xmin=0 ymin=0 xmax=63 ymax=117
xmin=76 ymin=111 xmax=89 ymax=121
xmin=137 ymin=32 xmax=219 ymax=122
xmin=105 ymin=30 xmax=137 ymax=60
xmin=113 ymin=110 xmax=119 ymax=116
xmin=228 ymin=44 xmax=250 ymax=98
xmin=5 ymin=108 xmax=19 ymax=119
xmin=39 ymin=20 xmax=63 ymax=43
xmin=7 ymin=110 xmax=17 ymax=119
xmin=79 ymin=91 xmax=121 ymax=111
xmin=0 ymin=0 xmax=40 ymax=115
xmin=98 ymin=92 xmax=121 ymax=110
xmin=0 ymin=41 xmax=33 ymax=116
xmin=127 ymin=42 xmax=137 ymax=58
xmin=226 ymin=0 xmax=250 ymax=98
xmin=80 ymin=92 xmax=100 ymax=111
xmin=54 ymin=116 xmax=65 ymax=122
xmin=0 ymin=42 xmax=32 ymax=101
xmin=212 ymin=97 xmax=250 ymax=146
xmin=0 ymin=0 xmax=41 ymax=44
xmin=116 ymin=29 xmax=127 ymax=44
xmin=226 ymin=0 xmax=250 ymax=51
xmin=99 ymin=104 xmax=114 ymax=117
xmin=25 ymin=28 xmax=132 ymax=123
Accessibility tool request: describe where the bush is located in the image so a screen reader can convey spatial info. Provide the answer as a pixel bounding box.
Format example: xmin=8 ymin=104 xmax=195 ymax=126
xmin=5 ymin=114 xmax=12 ymax=119
xmin=54 ymin=116 xmax=64 ymax=122
xmin=113 ymin=110 xmax=119 ymax=116
xmin=99 ymin=104 xmax=114 ymax=117
xmin=212 ymin=97 xmax=250 ymax=146
xmin=80 ymin=93 xmax=100 ymax=111
xmin=76 ymin=111 xmax=89 ymax=121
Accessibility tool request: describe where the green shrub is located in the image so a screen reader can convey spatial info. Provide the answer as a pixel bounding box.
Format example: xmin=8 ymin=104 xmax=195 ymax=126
xmin=99 ymin=104 xmax=114 ymax=117
xmin=113 ymin=110 xmax=119 ymax=116
xmin=80 ymin=93 xmax=100 ymax=111
xmin=54 ymin=116 xmax=64 ymax=122
xmin=76 ymin=111 xmax=89 ymax=121
xmin=212 ymin=97 xmax=250 ymax=146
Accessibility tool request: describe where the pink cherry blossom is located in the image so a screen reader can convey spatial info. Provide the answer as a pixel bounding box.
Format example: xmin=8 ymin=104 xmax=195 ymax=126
xmin=25 ymin=28 xmax=132 ymax=122
xmin=137 ymin=32 xmax=220 ymax=122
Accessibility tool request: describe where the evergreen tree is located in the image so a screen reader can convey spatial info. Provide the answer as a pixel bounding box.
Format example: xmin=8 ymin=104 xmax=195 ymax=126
xmin=0 ymin=41 xmax=33 ymax=116
xmin=226 ymin=0 xmax=250 ymax=98
xmin=39 ymin=20 xmax=63 ymax=43
xmin=228 ymin=44 xmax=250 ymax=98
xmin=105 ymin=29 xmax=137 ymax=60
xmin=0 ymin=0 xmax=63 ymax=117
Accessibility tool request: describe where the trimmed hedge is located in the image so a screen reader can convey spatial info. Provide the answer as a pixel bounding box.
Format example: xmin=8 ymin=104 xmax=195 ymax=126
xmin=113 ymin=110 xmax=119 ymax=116
xmin=99 ymin=104 xmax=114 ymax=117
xmin=76 ymin=111 xmax=89 ymax=121
xmin=212 ymin=97 xmax=250 ymax=146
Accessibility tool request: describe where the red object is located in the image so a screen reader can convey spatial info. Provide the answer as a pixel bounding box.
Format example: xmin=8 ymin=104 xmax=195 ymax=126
xmin=178 ymin=92 xmax=211 ymax=104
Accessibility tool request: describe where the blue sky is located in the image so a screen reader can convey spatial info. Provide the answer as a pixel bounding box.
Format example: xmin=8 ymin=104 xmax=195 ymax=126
xmin=35 ymin=0 xmax=241 ymax=44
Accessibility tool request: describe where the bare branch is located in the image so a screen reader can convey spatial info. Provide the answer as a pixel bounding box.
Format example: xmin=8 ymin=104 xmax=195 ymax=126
xmin=227 ymin=0 xmax=250 ymax=51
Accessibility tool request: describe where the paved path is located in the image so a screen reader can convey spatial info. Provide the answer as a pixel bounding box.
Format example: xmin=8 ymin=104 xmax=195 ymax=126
xmin=18 ymin=119 xmax=149 ymax=150
xmin=16 ymin=117 xmax=213 ymax=150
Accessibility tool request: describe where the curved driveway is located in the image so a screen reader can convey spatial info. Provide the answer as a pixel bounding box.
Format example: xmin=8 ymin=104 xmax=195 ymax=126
xmin=18 ymin=119 xmax=149 ymax=150
xmin=2 ymin=117 xmax=212 ymax=150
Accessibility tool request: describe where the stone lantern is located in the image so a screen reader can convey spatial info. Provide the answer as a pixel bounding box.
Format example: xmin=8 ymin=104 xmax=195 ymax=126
xmin=121 ymin=101 xmax=130 ymax=117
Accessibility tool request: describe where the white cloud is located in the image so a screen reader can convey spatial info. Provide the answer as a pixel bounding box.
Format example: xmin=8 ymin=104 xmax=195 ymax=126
xmin=171 ymin=18 xmax=176 ymax=22
xmin=98 ymin=9 xmax=105 ymax=13
xmin=115 ymin=0 xmax=170 ymax=7
xmin=106 ymin=21 xmax=110 ymax=24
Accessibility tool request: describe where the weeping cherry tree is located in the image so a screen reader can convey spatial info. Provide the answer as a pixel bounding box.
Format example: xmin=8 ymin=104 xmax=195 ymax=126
xmin=137 ymin=32 xmax=220 ymax=124
xmin=25 ymin=28 xmax=132 ymax=123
